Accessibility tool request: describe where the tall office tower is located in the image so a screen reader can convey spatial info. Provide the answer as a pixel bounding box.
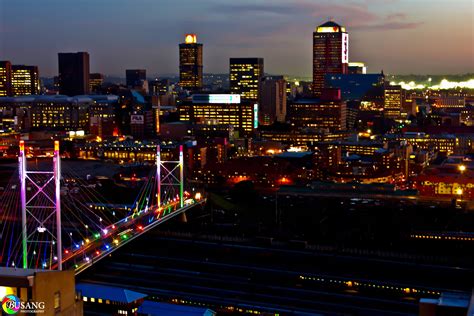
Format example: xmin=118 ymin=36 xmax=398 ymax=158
xmin=0 ymin=61 xmax=12 ymax=96
xmin=179 ymin=34 xmax=203 ymax=91
xmin=260 ymin=76 xmax=287 ymax=125
xmin=11 ymin=65 xmax=40 ymax=96
xmin=58 ymin=52 xmax=90 ymax=96
xmin=229 ymin=58 xmax=264 ymax=101
xmin=313 ymin=21 xmax=349 ymax=97
xmin=89 ymin=73 xmax=105 ymax=93
xmin=384 ymin=84 xmax=402 ymax=119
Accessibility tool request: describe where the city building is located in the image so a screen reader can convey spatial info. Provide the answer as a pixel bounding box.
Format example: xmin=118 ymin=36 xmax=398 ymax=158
xmin=89 ymin=73 xmax=104 ymax=93
xmin=288 ymin=89 xmax=347 ymax=131
xmin=313 ymin=21 xmax=349 ymax=97
xmin=0 ymin=95 xmax=119 ymax=132
xmin=11 ymin=65 xmax=40 ymax=96
xmin=0 ymin=267 xmax=83 ymax=315
xmin=0 ymin=62 xmax=40 ymax=96
xmin=260 ymin=76 xmax=287 ymax=125
xmin=434 ymin=96 xmax=465 ymax=109
xmin=58 ymin=52 xmax=90 ymax=96
xmin=0 ymin=60 xmax=12 ymax=96
xmin=229 ymin=57 xmax=264 ymax=101
xmin=149 ymin=78 xmax=170 ymax=95
xmin=384 ymin=84 xmax=402 ymax=119
xmin=178 ymin=94 xmax=257 ymax=135
xmin=126 ymin=69 xmax=148 ymax=93
xmin=77 ymin=283 xmax=145 ymax=315
xmin=416 ymin=164 xmax=474 ymax=200
xmin=325 ymin=73 xmax=385 ymax=101
xmin=384 ymin=132 xmax=457 ymax=155
xmin=179 ymin=34 xmax=203 ymax=91
xmin=348 ymin=62 xmax=367 ymax=74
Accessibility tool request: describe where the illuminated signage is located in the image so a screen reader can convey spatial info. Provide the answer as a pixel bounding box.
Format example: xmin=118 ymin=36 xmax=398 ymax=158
xmin=131 ymin=115 xmax=144 ymax=124
xmin=185 ymin=34 xmax=197 ymax=44
xmin=342 ymin=33 xmax=349 ymax=63
xmin=253 ymin=104 xmax=258 ymax=128
xmin=192 ymin=94 xmax=241 ymax=104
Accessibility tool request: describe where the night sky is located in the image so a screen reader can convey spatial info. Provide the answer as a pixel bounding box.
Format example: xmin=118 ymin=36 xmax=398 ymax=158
xmin=1 ymin=0 xmax=472 ymax=77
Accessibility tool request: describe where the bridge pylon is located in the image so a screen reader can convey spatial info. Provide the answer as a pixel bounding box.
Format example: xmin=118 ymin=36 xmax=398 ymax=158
xmin=156 ymin=145 xmax=184 ymax=209
xmin=19 ymin=140 xmax=62 ymax=270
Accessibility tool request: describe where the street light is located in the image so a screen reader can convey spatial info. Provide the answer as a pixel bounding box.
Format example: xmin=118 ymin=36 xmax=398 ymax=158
xmin=459 ymin=165 xmax=466 ymax=173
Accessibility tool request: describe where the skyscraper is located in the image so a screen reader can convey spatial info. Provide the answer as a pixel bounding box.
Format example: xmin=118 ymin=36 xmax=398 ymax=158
xmin=313 ymin=21 xmax=349 ymax=97
xmin=260 ymin=76 xmax=287 ymax=125
xmin=179 ymin=34 xmax=203 ymax=91
xmin=0 ymin=61 xmax=12 ymax=97
xmin=58 ymin=52 xmax=90 ymax=96
xmin=384 ymin=84 xmax=402 ymax=119
xmin=11 ymin=65 xmax=40 ymax=96
xmin=229 ymin=58 xmax=264 ymax=101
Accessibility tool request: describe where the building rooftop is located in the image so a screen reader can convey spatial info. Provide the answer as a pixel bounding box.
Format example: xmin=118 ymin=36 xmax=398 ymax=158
xmin=316 ymin=21 xmax=346 ymax=33
xmin=138 ymin=301 xmax=216 ymax=316
xmin=76 ymin=283 xmax=147 ymax=304
xmin=0 ymin=94 xmax=119 ymax=103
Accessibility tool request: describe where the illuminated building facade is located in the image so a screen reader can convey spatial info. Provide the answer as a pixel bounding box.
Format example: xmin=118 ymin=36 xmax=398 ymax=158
xmin=229 ymin=58 xmax=264 ymax=101
xmin=11 ymin=65 xmax=40 ymax=96
xmin=0 ymin=95 xmax=119 ymax=132
xmin=58 ymin=52 xmax=90 ymax=96
xmin=89 ymin=73 xmax=104 ymax=93
xmin=416 ymin=167 xmax=474 ymax=200
xmin=0 ymin=62 xmax=40 ymax=96
xmin=259 ymin=130 xmax=349 ymax=147
xmin=384 ymin=84 xmax=402 ymax=119
xmin=179 ymin=34 xmax=203 ymax=90
xmin=434 ymin=96 xmax=465 ymax=109
xmin=31 ymin=97 xmax=90 ymax=131
xmin=260 ymin=76 xmax=286 ymax=125
xmin=0 ymin=61 xmax=12 ymax=96
xmin=288 ymin=90 xmax=346 ymax=131
xmin=178 ymin=94 xmax=256 ymax=135
xmin=313 ymin=21 xmax=349 ymax=97
xmin=384 ymin=133 xmax=457 ymax=155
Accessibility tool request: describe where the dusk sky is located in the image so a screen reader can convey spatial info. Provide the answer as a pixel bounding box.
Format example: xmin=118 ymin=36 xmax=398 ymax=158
xmin=1 ymin=0 xmax=473 ymax=77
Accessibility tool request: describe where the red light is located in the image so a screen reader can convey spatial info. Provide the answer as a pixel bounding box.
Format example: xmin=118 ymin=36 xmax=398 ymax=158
xmin=138 ymin=225 xmax=143 ymax=231
xmin=65 ymin=250 xmax=69 ymax=254
xmin=95 ymin=250 xmax=100 ymax=255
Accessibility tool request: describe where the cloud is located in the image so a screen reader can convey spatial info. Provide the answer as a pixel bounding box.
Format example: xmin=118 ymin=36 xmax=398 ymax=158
xmin=211 ymin=0 xmax=422 ymax=33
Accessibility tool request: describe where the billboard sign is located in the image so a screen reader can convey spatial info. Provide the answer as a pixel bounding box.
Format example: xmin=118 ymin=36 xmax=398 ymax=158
xmin=131 ymin=115 xmax=144 ymax=124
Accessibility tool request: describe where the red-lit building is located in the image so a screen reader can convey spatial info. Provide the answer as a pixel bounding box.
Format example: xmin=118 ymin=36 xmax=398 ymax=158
xmin=415 ymin=166 xmax=474 ymax=200
xmin=313 ymin=21 xmax=348 ymax=97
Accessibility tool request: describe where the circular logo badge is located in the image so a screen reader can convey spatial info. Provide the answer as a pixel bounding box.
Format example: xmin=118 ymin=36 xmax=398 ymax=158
xmin=2 ymin=295 xmax=20 ymax=314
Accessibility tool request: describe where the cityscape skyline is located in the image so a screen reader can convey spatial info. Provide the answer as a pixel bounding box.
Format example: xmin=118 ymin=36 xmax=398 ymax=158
xmin=1 ymin=0 xmax=473 ymax=77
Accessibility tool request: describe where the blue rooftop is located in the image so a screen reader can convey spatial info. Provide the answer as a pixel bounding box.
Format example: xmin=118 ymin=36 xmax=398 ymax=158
xmin=131 ymin=90 xmax=146 ymax=104
xmin=76 ymin=283 xmax=147 ymax=304
xmin=138 ymin=301 xmax=216 ymax=316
